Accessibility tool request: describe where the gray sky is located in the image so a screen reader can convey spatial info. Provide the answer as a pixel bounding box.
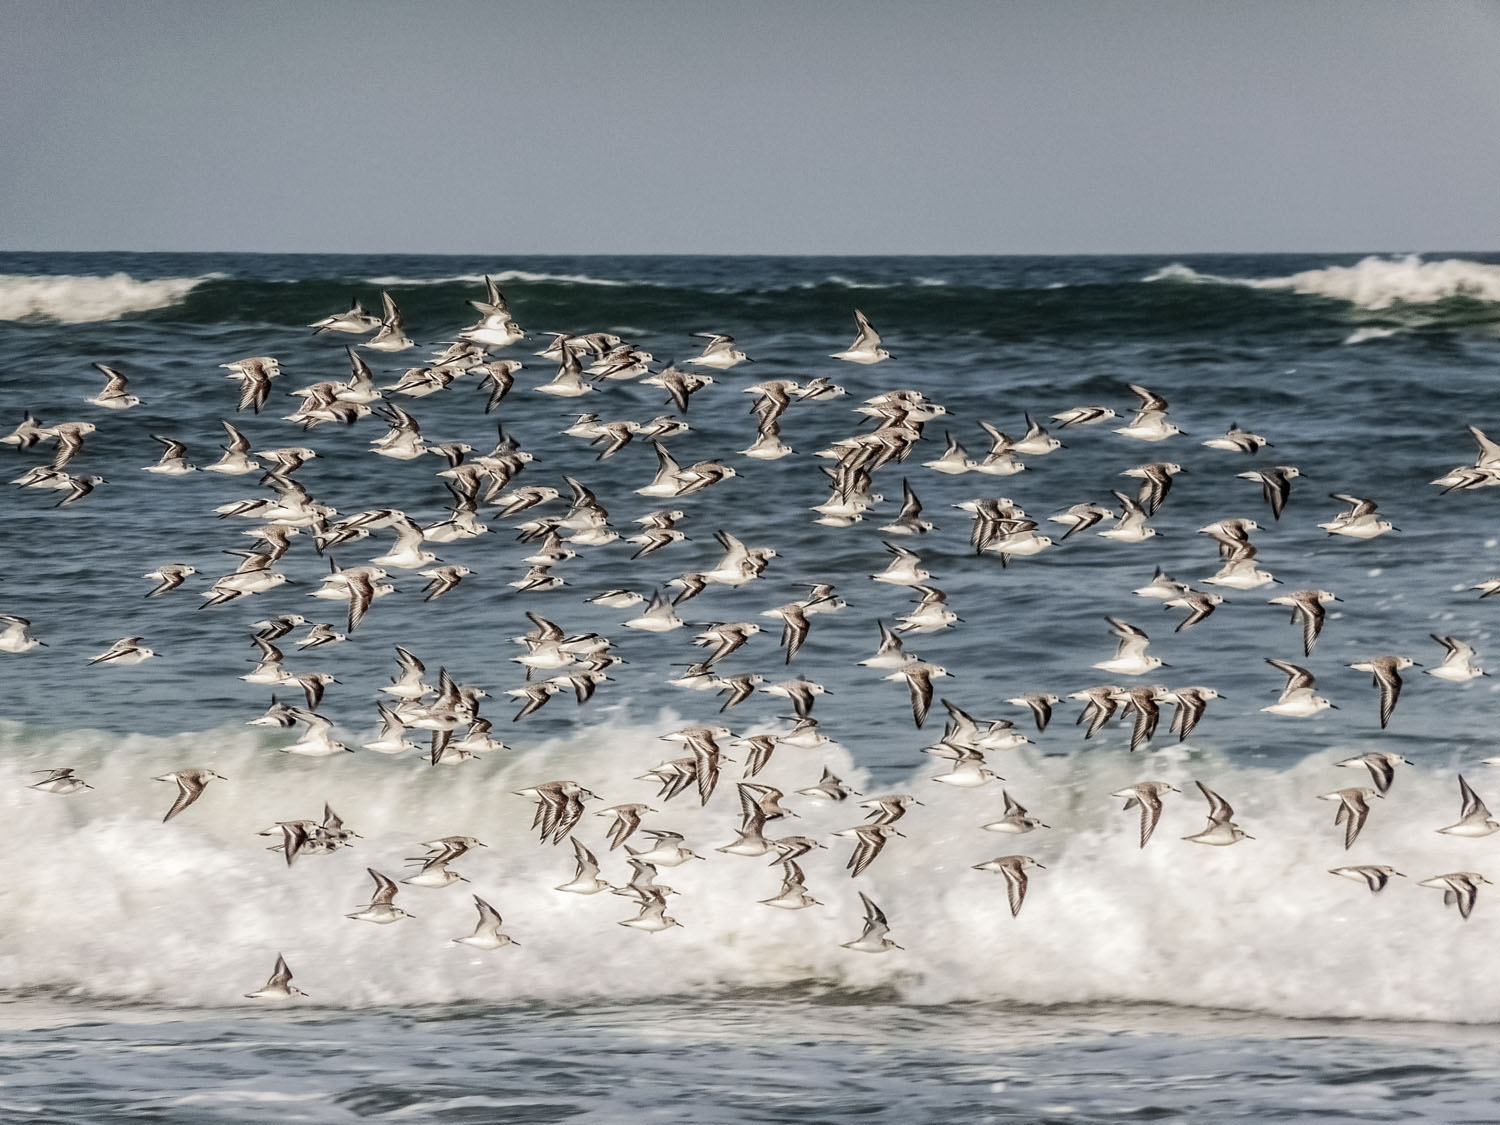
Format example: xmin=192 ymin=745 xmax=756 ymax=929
xmin=5 ymin=0 xmax=1500 ymax=254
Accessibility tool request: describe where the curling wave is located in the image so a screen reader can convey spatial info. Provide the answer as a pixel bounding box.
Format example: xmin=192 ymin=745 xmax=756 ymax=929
xmin=0 ymin=273 xmax=210 ymax=323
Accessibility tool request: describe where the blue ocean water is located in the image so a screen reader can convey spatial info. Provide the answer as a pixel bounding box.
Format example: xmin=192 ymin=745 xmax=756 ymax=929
xmin=3 ymin=251 xmax=1500 ymax=1119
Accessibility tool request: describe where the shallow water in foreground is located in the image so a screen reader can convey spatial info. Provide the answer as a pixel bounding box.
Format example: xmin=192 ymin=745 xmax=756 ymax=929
xmin=4 ymin=998 xmax=1498 ymax=1122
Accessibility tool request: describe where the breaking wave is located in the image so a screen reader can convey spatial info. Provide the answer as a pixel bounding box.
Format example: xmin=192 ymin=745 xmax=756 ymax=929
xmin=0 ymin=273 xmax=210 ymax=323
xmin=3 ymin=716 xmax=1496 ymax=1021
xmin=1148 ymin=255 xmax=1500 ymax=310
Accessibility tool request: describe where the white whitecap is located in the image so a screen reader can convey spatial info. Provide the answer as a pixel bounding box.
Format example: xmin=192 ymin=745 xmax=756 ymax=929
xmin=2 ymin=715 xmax=1497 ymax=1021
xmin=0 ymin=273 xmax=208 ymax=323
xmin=1147 ymin=255 xmax=1500 ymax=310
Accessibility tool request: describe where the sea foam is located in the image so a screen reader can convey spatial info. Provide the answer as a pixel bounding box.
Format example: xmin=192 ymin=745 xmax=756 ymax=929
xmin=3 ymin=715 xmax=1497 ymax=1021
xmin=1147 ymin=255 xmax=1500 ymax=310
xmin=0 ymin=273 xmax=208 ymax=323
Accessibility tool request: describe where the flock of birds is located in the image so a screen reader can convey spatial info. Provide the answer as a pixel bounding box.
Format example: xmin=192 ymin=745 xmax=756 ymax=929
xmin=7 ymin=278 xmax=1500 ymax=1002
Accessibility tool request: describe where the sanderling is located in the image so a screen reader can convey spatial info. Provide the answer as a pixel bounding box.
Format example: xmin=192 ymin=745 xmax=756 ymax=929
xmin=29 ymin=767 xmax=92 ymax=794
xmin=89 ymin=636 xmax=155 ymax=666
xmin=1318 ymin=787 xmax=1382 ymax=850
xmin=555 ymin=837 xmax=611 ymax=894
xmin=1267 ymin=588 xmax=1338 ymax=656
xmin=453 ymin=895 xmax=517 ymax=950
xmin=1202 ymin=423 xmax=1270 ymax=453
xmin=1092 ymin=617 xmax=1165 ymax=676
xmin=1165 ymin=590 xmax=1224 ymax=632
xmin=836 ymin=823 xmax=904 ymax=877
xmin=1438 ymin=775 xmax=1500 ymax=837
xmin=1319 ymin=493 xmax=1397 ymax=539
xmin=143 ymin=434 xmax=195 ymax=475
xmin=1426 ymin=634 xmax=1485 ymax=682
xmin=831 ymin=310 xmax=892 ymax=364
xmin=1261 ymin=658 xmax=1334 ymax=717
xmin=687 ymin=332 xmax=749 ymax=370
xmin=310 ymin=299 xmax=380 ymax=335
xmin=364 ymin=292 xmax=413 ymax=352
xmin=0 ymin=615 xmax=45 ymax=653
xmin=841 ymin=891 xmax=902 ymax=952
xmin=1181 ymin=781 xmax=1252 ymax=846
xmin=1328 ymin=865 xmax=1404 ymax=893
xmin=87 ymin=362 xmax=142 ymax=410
xmin=982 ymin=790 xmax=1049 ymax=834
xmin=347 ymin=868 xmax=414 ymax=924
xmin=143 ymin=564 xmax=195 ymax=598
xmin=1113 ymin=383 xmax=1182 ymax=442
xmin=244 ymin=954 xmax=306 ymax=1000
xmin=1419 ymin=871 xmax=1491 ymax=919
xmin=972 ymin=854 xmax=1043 ymax=917
xmin=1098 ymin=490 xmax=1157 ymax=543
xmin=1333 ymin=752 xmax=1408 ymax=796
xmin=154 ymin=768 xmax=226 ymax=822
xmin=1347 ymin=655 xmax=1416 ymax=728
xmin=1112 ymin=781 xmax=1179 ymax=848
xmin=1236 ymin=464 xmax=1300 ymax=520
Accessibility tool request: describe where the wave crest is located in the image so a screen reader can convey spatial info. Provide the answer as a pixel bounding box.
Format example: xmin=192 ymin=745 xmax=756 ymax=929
xmin=0 ymin=273 xmax=208 ymax=323
xmin=1147 ymin=255 xmax=1500 ymax=310
xmin=3 ymin=716 xmax=1497 ymax=1021
xmin=363 ymin=269 xmax=627 ymax=288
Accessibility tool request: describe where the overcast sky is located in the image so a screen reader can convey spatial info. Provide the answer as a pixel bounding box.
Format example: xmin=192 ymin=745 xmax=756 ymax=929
xmin=5 ymin=0 xmax=1500 ymax=254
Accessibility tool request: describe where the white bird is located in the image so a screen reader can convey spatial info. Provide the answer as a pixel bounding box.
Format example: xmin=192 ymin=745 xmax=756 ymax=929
xmin=453 ymin=895 xmax=518 ymax=950
xmin=623 ymin=590 xmax=685 ymax=633
xmin=556 ymin=837 xmax=611 ymax=894
xmin=1112 ymin=781 xmax=1178 ymax=848
xmin=1347 ymin=655 xmax=1416 ymax=728
xmin=154 ymin=768 xmax=226 ymax=822
xmin=1092 ymin=617 xmax=1164 ymax=677
xmin=871 ymin=542 xmax=930 ymax=587
xmin=347 ymin=868 xmax=414 ymax=924
xmin=1181 ymin=781 xmax=1252 ymax=846
xmin=0 ymin=615 xmax=45 ymax=653
xmin=1418 ymin=872 xmax=1491 ymax=919
xmin=1261 ymin=658 xmax=1335 ymax=718
xmin=972 ymin=854 xmax=1044 ymax=916
xmin=1267 ymin=588 xmax=1339 ymax=656
xmin=89 ymin=636 xmax=155 ymax=666
xmin=1319 ymin=493 xmax=1397 ymax=539
xmin=310 ymin=300 xmax=380 ymax=335
xmin=364 ymin=292 xmax=413 ymax=352
xmin=1113 ymin=384 xmax=1182 ymax=442
xmin=29 ymin=767 xmax=92 ymax=795
xmin=831 ymin=310 xmax=891 ymax=364
xmin=244 ymin=954 xmax=306 ymax=1000
xmin=87 ymin=362 xmax=142 ymax=410
xmin=1438 ymin=775 xmax=1500 ymax=837
xmin=841 ymin=891 xmax=902 ymax=952
xmin=1335 ymin=751 xmax=1409 ymax=795
xmin=1318 ymin=787 xmax=1382 ymax=850
xmin=982 ymin=791 xmax=1049 ymax=834
xmin=687 ymin=332 xmax=749 ymax=370
xmin=1328 ymin=865 xmax=1404 ymax=894
xmin=1426 ymin=635 xmax=1484 ymax=682
xmin=618 ymin=887 xmax=682 ymax=933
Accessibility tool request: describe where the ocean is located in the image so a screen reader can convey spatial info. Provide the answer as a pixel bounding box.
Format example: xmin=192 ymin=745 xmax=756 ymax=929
xmin=2 ymin=251 xmax=1500 ymax=1120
